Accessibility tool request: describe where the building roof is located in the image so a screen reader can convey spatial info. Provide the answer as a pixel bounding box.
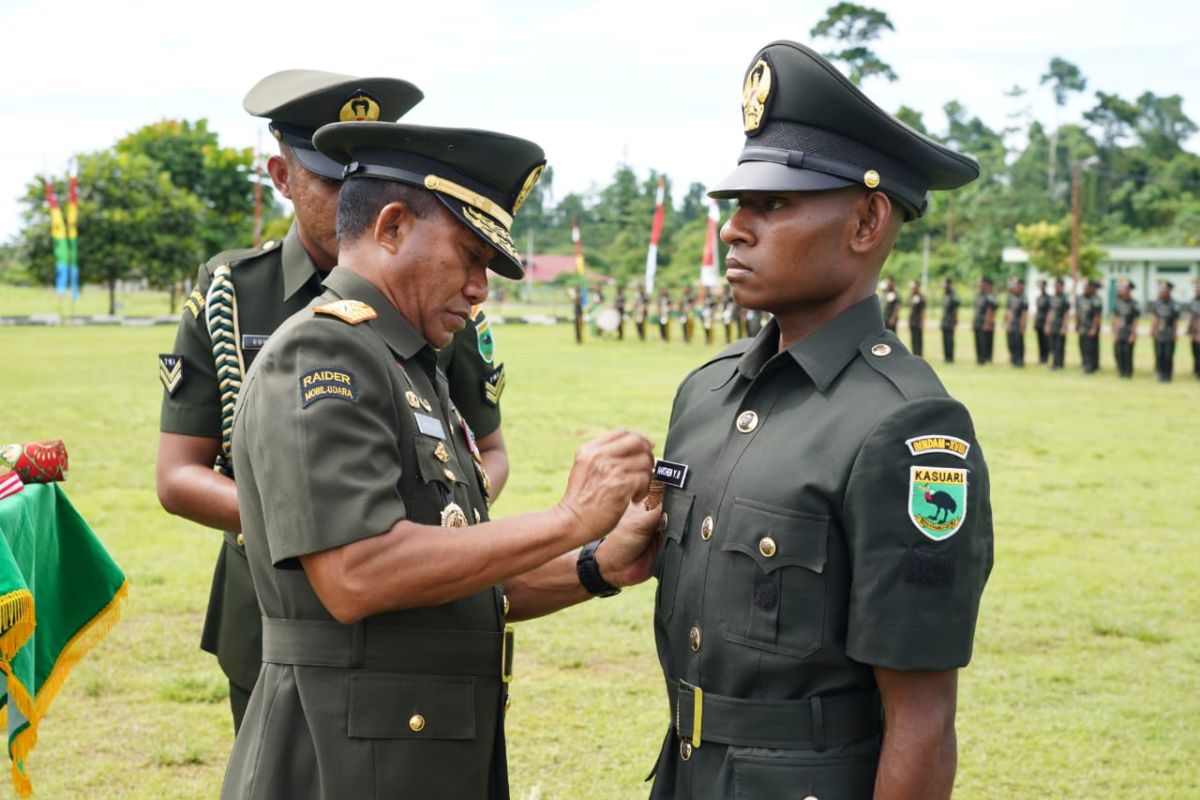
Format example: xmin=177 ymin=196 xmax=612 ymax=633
xmin=1003 ymin=245 xmax=1200 ymax=264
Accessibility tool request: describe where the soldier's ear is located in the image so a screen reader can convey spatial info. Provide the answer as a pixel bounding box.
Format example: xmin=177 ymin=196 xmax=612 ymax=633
xmin=848 ymin=190 xmax=898 ymax=256
xmin=373 ymin=201 xmax=414 ymax=254
xmin=266 ymin=155 xmax=292 ymax=200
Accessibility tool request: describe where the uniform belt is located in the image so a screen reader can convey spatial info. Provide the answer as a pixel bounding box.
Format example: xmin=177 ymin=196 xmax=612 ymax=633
xmin=262 ymin=617 xmax=514 ymax=681
xmin=673 ymin=680 xmax=880 ymax=751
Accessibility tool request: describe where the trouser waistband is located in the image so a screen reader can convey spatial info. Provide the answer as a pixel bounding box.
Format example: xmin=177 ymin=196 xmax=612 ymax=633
xmin=261 ymin=616 xmax=513 ymax=681
xmin=673 ymin=679 xmax=880 ymax=751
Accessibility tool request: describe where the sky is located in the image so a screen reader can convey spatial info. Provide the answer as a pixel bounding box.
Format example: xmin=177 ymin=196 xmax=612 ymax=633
xmin=2 ymin=0 xmax=1198 ymax=243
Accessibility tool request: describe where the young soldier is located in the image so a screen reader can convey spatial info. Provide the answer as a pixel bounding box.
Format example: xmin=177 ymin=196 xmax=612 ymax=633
xmin=1077 ymin=278 xmax=1103 ymax=373
xmin=1005 ymin=276 xmax=1029 ymax=367
xmin=1111 ymin=279 xmax=1139 ymax=378
xmin=648 ymin=40 xmax=992 ymax=800
xmin=1034 ymin=278 xmax=1051 ymax=363
xmin=1046 ymin=277 xmax=1070 ymax=369
xmin=908 ymin=280 xmax=925 ymax=357
xmin=1150 ymin=280 xmax=1181 ymax=381
xmin=940 ymin=276 xmax=959 ymax=363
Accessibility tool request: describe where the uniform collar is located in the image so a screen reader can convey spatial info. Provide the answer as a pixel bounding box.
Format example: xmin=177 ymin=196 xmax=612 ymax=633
xmin=320 ymin=266 xmax=431 ymax=361
xmin=737 ymin=295 xmax=884 ymax=392
xmin=281 ymin=223 xmax=324 ymax=301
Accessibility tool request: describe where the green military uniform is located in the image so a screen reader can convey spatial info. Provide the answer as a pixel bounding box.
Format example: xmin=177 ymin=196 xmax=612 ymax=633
xmin=1006 ymin=282 xmax=1028 ymax=367
xmin=648 ymin=41 xmax=993 ymax=799
xmin=940 ymin=281 xmax=959 ymax=363
xmin=1151 ymin=282 xmax=1181 ymax=382
xmin=1048 ymin=284 xmax=1070 ymax=369
xmin=1112 ymin=282 xmax=1139 ymax=378
xmin=1189 ymin=284 xmax=1200 ymax=379
xmin=1076 ymin=280 xmax=1102 ymax=373
xmin=222 ymin=121 xmax=544 ymax=799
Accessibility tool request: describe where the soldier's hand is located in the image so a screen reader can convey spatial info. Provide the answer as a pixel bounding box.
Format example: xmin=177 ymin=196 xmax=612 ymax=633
xmin=595 ymin=499 xmax=663 ymax=588
xmin=558 ymin=429 xmax=654 ymax=543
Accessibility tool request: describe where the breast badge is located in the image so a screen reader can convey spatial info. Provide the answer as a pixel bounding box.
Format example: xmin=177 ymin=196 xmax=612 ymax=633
xmin=440 ymin=502 xmax=469 ymax=528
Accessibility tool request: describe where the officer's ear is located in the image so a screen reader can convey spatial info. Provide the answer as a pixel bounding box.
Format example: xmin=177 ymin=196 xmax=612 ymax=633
xmin=372 ymin=201 xmax=415 ymax=254
xmin=266 ymin=154 xmax=292 ymax=200
xmin=848 ymin=190 xmax=899 ymax=256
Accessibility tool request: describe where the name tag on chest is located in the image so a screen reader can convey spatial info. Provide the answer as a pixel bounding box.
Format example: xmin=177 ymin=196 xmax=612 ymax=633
xmin=415 ymin=412 xmax=447 ymax=439
xmin=241 ymin=334 xmax=269 ymax=350
xmin=654 ymin=459 xmax=689 ymax=489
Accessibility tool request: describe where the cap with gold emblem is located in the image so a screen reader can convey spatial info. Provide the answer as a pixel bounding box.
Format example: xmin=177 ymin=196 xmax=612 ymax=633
xmin=313 ymin=121 xmax=546 ymax=280
xmin=243 ymin=70 xmax=423 ymax=180
xmin=709 ymin=40 xmax=980 ymax=220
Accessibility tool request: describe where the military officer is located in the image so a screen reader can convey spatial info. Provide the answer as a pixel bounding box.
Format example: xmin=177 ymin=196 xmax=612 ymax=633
xmin=648 ymin=41 xmax=993 ymax=800
xmin=881 ymin=277 xmax=900 ymax=332
xmin=1189 ymin=279 xmax=1200 ymax=379
xmin=907 ymin=280 xmax=925 ymax=357
xmin=1111 ymin=279 xmax=1139 ymax=378
xmin=615 ymin=284 xmax=627 ymax=340
xmin=1077 ymin=278 xmax=1103 ymax=373
xmin=1004 ymin=276 xmax=1029 ymax=367
xmin=1046 ymin=277 xmax=1070 ymax=369
xmin=1150 ymin=280 xmax=1181 ymax=381
xmin=222 ymin=122 xmax=660 ymax=800
xmin=1033 ymin=278 xmax=1051 ymax=363
xmin=940 ymin=276 xmax=959 ymax=363
xmin=971 ymin=276 xmax=996 ymax=365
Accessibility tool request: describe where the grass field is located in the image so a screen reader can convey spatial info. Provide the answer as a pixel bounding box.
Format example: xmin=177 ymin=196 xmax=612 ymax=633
xmin=0 ymin=315 xmax=1198 ymax=799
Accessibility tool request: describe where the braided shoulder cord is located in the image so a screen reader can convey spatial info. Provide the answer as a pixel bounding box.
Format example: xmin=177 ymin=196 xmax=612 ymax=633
xmin=205 ymin=264 xmax=245 ymax=477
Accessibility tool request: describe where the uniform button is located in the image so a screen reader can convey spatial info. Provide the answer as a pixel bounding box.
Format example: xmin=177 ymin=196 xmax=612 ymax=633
xmin=261 ymin=239 xmax=277 ymax=251
xmin=235 ymin=534 xmax=245 ymax=548
xmin=803 ymin=796 xmax=818 ymax=800
xmin=736 ymin=410 xmax=759 ymax=433
xmin=658 ymin=512 xmax=669 ymax=533
xmin=409 ymin=714 xmax=426 ymax=732
xmin=758 ymin=536 xmax=777 ymax=558
xmin=871 ymin=343 xmax=892 ymax=357
xmin=443 ymin=468 xmax=457 ymax=482
xmin=700 ymin=515 xmax=714 ymax=541
xmin=502 ymin=594 xmax=510 ymax=616
xmin=679 ymin=740 xmax=693 ymax=761
xmin=689 ymin=626 xmax=702 ymax=652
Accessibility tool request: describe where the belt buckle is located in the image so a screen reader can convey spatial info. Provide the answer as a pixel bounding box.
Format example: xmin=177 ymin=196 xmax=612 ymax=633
xmin=501 ymin=625 xmax=515 ymax=684
xmin=676 ymin=680 xmax=703 ymax=748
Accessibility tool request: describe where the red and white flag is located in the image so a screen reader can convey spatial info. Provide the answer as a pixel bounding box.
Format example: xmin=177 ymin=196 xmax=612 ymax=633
xmin=699 ymin=198 xmax=720 ymax=288
xmin=644 ymin=178 xmax=666 ymax=294
xmin=0 ymin=471 xmax=23 ymax=502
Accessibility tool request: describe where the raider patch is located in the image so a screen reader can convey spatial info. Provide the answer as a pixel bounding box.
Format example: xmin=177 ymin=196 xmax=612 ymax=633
xmin=483 ymin=364 xmax=505 ymax=408
xmin=909 ymin=466 xmax=967 ymax=541
xmin=159 ymin=354 xmax=184 ymax=396
xmin=906 ymin=434 xmax=970 ymax=459
xmin=300 ymin=368 xmax=359 ymax=408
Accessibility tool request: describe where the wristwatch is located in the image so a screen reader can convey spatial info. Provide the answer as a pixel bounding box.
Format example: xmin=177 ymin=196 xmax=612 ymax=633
xmin=577 ymin=539 xmax=620 ymax=597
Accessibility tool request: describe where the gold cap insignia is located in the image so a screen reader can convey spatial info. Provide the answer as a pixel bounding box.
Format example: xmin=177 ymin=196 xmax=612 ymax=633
xmin=512 ymin=163 xmax=545 ymax=215
xmin=339 ymin=91 xmax=381 ymax=122
xmin=314 ymin=299 xmax=378 ymax=325
xmin=864 ymin=170 xmax=881 ymax=188
xmin=742 ymin=58 xmax=772 ymax=133
xmin=441 ymin=501 xmax=469 ymax=528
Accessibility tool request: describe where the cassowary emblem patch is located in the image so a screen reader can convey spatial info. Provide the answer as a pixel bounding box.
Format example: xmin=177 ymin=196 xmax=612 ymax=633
xmin=908 ymin=466 xmax=968 ymax=540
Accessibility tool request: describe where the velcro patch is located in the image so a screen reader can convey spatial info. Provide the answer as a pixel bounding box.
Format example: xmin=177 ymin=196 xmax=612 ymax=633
xmin=300 ymin=367 xmax=359 ymax=408
xmin=902 ymin=548 xmax=956 ymax=587
xmin=483 ymin=363 xmax=505 ymax=407
xmin=314 ymin=299 xmax=377 ymax=325
xmin=653 ymin=459 xmax=689 ymax=489
xmin=159 ymin=354 xmax=184 ymax=396
xmin=906 ymin=434 xmax=970 ymax=459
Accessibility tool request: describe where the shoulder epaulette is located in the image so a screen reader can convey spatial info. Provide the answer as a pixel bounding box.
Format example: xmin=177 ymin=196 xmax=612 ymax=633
xmin=313 ymin=299 xmax=378 ymax=325
xmin=859 ymin=334 xmax=948 ymax=401
xmin=202 ymin=238 xmax=282 ymax=277
xmin=469 ymin=304 xmax=485 ymax=322
xmin=703 ymin=337 xmax=754 ymax=366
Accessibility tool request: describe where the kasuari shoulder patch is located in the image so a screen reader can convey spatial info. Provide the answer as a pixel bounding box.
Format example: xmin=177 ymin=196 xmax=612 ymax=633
xmin=909 ymin=466 xmax=967 ymax=540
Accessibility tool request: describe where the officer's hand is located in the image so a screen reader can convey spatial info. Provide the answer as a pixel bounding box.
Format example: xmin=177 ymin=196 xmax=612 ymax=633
xmin=558 ymin=429 xmax=654 ymax=543
xmin=595 ymin=499 xmax=663 ymax=587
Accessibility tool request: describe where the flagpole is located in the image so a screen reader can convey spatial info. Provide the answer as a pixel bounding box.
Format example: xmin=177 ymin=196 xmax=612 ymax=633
xmin=699 ymin=198 xmax=720 ymax=300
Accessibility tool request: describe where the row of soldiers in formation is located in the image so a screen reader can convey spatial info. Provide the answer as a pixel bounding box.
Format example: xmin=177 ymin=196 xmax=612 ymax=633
xmin=572 ymin=284 xmax=767 ymax=344
xmin=883 ymin=276 xmax=1200 ymax=382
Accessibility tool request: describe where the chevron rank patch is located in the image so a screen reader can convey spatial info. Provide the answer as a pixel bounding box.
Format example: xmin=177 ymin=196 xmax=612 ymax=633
xmin=314 ymin=299 xmax=377 ymax=325
xmin=159 ymin=354 xmax=185 ymax=396
xmin=300 ymin=367 xmax=359 ymax=408
xmin=482 ymin=363 xmax=505 ymax=408
xmin=183 ymin=289 xmax=206 ymax=319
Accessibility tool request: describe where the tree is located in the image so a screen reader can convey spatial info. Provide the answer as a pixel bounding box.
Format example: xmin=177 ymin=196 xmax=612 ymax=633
xmin=810 ymin=3 xmax=897 ymax=85
xmin=1015 ymin=217 xmax=1103 ymax=278
xmin=19 ymin=151 xmax=203 ymax=314
xmin=1039 ymin=57 xmax=1087 ymax=195
xmin=1134 ymin=92 xmax=1198 ymax=160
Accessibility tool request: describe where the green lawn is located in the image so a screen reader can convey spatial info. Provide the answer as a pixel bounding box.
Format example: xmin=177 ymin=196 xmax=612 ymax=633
xmin=0 ymin=320 xmax=1197 ymax=799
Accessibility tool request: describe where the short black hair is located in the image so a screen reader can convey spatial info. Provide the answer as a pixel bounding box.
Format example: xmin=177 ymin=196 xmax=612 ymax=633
xmin=337 ymin=180 xmax=440 ymax=244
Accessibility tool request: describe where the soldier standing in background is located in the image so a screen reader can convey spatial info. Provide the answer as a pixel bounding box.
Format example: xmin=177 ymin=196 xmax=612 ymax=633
xmin=681 ymin=285 xmax=697 ymax=343
xmin=721 ymin=290 xmax=735 ymax=343
xmin=635 ymin=285 xmax=649 ymax=341
xmin=1077 ymin=279 xmax=1103 ymax=373
xmin=703 ymin=292 xmax=718 ymax=345
xmin=1046 ymin=277 xmax=1070 ymax=370
xmin=1189 ymin=280 xmax=1200 ymax=379
xmin=1111 ymin=279 xmax=1139 ymax=378
xmin=972 ymin=277 xmax=995 ymax=365
xmin=1004 ymin=276 xmax=1028 ymax=367
xmin=1150 ymin=280 xmax=1181 ymax=382
xmin=658 ymin=288 xmax=672 ymax=342
xmin=882 ymin=277 xmax=900 ymax=332
xmin=1034 ymin=278 xmax=1051 ymax=364
xmin=615 ymin=284 xmax=627 ymax=341
xmin=908 ymin=280 xmax=925 ymax=357
xmin=941 ymin=276 xmax=959 ymax=363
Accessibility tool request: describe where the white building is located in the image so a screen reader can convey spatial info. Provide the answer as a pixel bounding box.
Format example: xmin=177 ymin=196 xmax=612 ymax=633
xmin=1003 ymin=246 xmax=1200 ymax=312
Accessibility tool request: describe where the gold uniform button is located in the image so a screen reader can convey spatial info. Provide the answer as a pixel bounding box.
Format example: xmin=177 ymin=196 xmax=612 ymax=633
xmin=443 ymin=468 xmax=457 ymax=482
xmin=700 ymin=515 xmax=714 ymax=541
xmin=689 ymin=626 xmax=702 ymax=652
xmin=758 ymin=536 xmax=777 ymax=558
xmin=679 ymin=740 xmax=693 ymax=761
xmin=235 ymin=534 xmax=245 ymax=548
xmin=863 ymin=169 xmax=881 ymax=188
xmin=658 ymin=512 xmax=669 ymax=533
xmin=870 ymin=343 xmax=892 ymax=357
xmin=409 ymin=714 xmax=426 ymax=732
xmin=736 ymin=410 xmax=759 ymax=433
xmin=502 ymin=594 xmax=510 ymax=616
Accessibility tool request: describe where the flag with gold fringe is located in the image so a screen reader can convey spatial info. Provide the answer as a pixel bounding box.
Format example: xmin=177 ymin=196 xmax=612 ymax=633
xmin=0 ymin=483 xmax=127 ymax=797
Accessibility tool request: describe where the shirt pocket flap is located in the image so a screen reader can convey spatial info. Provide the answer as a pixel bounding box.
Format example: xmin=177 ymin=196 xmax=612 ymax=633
xmin=720 ymin=498 xmax=828 ymax=575
xmin=413 ymin=433 xmax=467 ymax=488
xmin=348 ymin=674 xmax=475 ymax=740
xmin=661 ymin=489 xmax=695 ymax=545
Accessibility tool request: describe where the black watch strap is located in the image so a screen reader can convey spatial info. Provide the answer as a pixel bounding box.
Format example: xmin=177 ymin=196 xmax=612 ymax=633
xmin=577 ymin=539 xmax=620 ymax=597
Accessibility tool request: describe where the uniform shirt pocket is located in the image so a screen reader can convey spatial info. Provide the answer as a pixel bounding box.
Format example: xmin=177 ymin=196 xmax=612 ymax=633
xmin=720 ymin=498 xmax=829 ymax=659
xmin=412 ymin=433 xmax=468 ymax=494
xmin=348 ymin=674 xmax=476 ymax=739
xmin=652 ymin=489 xmax=694 ymax=626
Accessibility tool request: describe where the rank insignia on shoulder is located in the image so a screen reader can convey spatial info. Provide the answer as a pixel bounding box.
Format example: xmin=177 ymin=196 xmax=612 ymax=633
xmin=653 ymin=459 xmax=689 ymax=489
xmin=300 ymin=367 xmax=359 ymax=408
xmin=314 ymin=299 xmax=377 ymax=325
xmin=906 ymin=435 xmax=970 ymax=459
xmin=159 ymin=354 xmax=184 ymax=396
xmin=184 ymin=290 xmax=206 ymax=319
xmin=908 ymin=466 xmax=968 ymax=540
xmin=483 ymin=363 xmax=506 ymax=407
